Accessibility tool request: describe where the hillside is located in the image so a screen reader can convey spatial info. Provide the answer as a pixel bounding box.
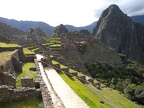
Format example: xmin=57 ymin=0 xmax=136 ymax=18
xmin=93 ymin=4 xmax=144 ymax=64
xmin=0 ymin=17 xmax=54 ymax=36
xmin=0 ymin=22 xmax=48 ymax=46
xmin=0 ymin=17 xmax=96 ymax=35
xmin=131 ymin=15 xmax=144 ymax=25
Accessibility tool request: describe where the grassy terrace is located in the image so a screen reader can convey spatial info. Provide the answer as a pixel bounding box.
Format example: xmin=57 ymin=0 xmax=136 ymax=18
xmin=0 ymin=51 xmax=12 ymax=61
xmin=97 ymin=88 xmax=143 ymax=108
xmin=59 ymin=72 xmax=143 ymax=108
xmin=59 ymin=72 xmax=111 ymax=108
xmin=23 ymin=48 xmax=35 ymax=54
xmin=0 ymin=97 xmax=44 ymax=108
xmin=0 ymin=51 xmax=13 ymax=68
xmin=0 ymin=42 xmax=20 ymax=47
xmin=16 ymin=62 xmax=38 ymax=88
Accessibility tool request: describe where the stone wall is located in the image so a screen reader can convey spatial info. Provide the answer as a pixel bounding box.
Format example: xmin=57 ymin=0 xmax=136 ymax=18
xmin=0 ymin=47 xmax=21 ymax=52
xmin=21 ymin=78 xmax=35 ymax=87
xmin=0 ymin=72 xmax=16 ymax=87
xmin=0 ymin=85 xmax=41 ymax=102
xmin=26 ymin=54 xmax=36 ymax=62
xmin=0 ymin=47 xmax=27 ymax=62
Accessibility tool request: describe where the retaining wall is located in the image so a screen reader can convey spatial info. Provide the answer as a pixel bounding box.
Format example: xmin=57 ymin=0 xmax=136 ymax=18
xmin=0 ymin=85 xmax=41 ymax=102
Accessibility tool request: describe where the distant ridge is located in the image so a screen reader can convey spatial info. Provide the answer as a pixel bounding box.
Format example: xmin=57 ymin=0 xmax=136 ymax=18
xmin=0 ymin=17 xmax=55 ymax=36
xmin=131 ymin=15 xmax=144 ymax=25
xmin=0 ymin=17 xmax=96 ymax=36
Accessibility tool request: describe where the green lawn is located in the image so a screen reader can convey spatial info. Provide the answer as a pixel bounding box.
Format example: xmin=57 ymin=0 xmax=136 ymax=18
xmin=59 ymin=72 xmax=143 ymax=108
xmin=0 ymin=51 xmax=13 ymax=68
xmin=16 ymin=62 xmax=38 ymax=88
xmin=60 ymin=64 xmax=68 ymax=69
xmin=0 ymin=97 xmax=44 ymax=108
xmin=50 ymin=44 xmax=61 ymax=47
xmin=0 ymin=42 xmax=20 ymax=47
xmin=52 ymin=60 xmax=59 ymax=65
xmin=0 ymin=51 xmax=12 ymax=61
xmin=59 ymin=72 xmax=111 ymax=108
xmin=23 ymin=48 xmax=35 ymax=54
xmin=97 ymin=88 xmax=143 ymax=108
xmin=31 ymin=48 xmax=39 ymax=52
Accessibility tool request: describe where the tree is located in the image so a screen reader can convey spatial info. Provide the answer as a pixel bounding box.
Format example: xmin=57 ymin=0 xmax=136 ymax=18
xmin=124 ymin=84 xmax=137 ymax=100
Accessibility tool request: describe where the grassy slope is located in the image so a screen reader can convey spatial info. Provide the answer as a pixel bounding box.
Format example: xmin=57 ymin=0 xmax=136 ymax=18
xmin=16 ymin=62 xmax=38 ymax=88
xmin=0 ymin=97 xmax=44 ymax=108
xmin=0 ymin=51 xmax=13 ymax=67
xmin=97 ymin=88 xmax=143 ymax=108
xmin=23 ymin=48 xmax=35 ymax=54
xmin=0 ymin=42 xmax=20 ymax=47
xmin=59 ymin=72 xmax=143 ymax=108
xmin=59 ymin=72 xmax=111 ymax=108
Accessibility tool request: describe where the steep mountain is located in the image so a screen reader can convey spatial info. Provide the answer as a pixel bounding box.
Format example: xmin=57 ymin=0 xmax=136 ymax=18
xmin=131 ymin=15 xmax=144 ymax=25
xmin=93 ymin=4 xmax=144 ymax=64
xmin=0 ymin=17 xmax=55 ymax=36
xmin=53 ymin=24 xmax=68 ymax=37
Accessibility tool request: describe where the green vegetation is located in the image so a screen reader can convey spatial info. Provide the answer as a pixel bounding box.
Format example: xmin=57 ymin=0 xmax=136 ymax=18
xmin=0 ymin=51 xmax=13 ymax=70
xmin=23 ymin=48 xmax=35 ymax=54
xmin=16 ymin=62 xmax=38 ymax=88
xmin=60 ymin=64 xmax=68 ymax=69
xmin=0 ymin=42 xmax=20 ymax=47
xmin=52 ymin=60 xmax=59 ymax=65
xmin=69 ymin=68 xmax=75 ymax=73
xmin=85 ymin=61 xmax=144 ymax=105
xmin=50 ymin=44 xmax=61 ymax=47
xmin=24 ymin=45 xmax=40 ymax=53
xmin=59 ymin=70 xmax=143 ymax=108
xmin=59 ymin=72 xmax=111 ymax=108
xmin=97 ymin=88 xmax=143 ymax=108
xmin=0 ymin=97 xmax=44 ymax=108
xmin=50 ymin=38 xmax=61 ymax=43
xmin=31 ymin=48 xmax=39 ymax=52
xmin=52 ymin=33 xmax=58 ymax=38
xmin=0 ymin=51 xmax=12 ymax=61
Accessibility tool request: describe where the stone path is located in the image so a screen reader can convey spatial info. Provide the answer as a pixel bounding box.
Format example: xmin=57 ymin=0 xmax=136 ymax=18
xmin=36 ymin=54 xmax=89 ymax=108
xmin=45 ymin=68 xmax=89 ymax=108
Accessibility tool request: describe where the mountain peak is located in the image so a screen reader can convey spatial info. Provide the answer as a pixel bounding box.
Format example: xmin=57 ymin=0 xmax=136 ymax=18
xmin=101 ymin=4 xmax=123 ymax=19
xmin=93 ymin=4 xmax=144 ymax=64
xmin=108 ymin=4 xmax=120 ymax=10
xmin=53 ymin=24 xmax=68 ymax=37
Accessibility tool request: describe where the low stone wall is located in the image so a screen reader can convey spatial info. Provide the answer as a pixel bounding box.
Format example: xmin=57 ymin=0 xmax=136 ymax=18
xmin=0 ymin=47 xmax=22 ymax=52
xmin=0 ymin=72 xmax=16 ymax=87
xmin=21 ymin=78 xmax=35 ymax=88
xmin=26 ymin=54 xmax=36 ymax=62
xmin=1 ymin=49 xmax=23 ymax=76
xmin=0 ymin=47 xmax=27 ymax=62
xmin=0 ymin=85 xmax=41 ymax=102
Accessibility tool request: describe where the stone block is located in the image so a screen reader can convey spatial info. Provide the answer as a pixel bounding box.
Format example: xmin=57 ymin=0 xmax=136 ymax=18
xmin=21 ymin=78 xmax=35 ymax=87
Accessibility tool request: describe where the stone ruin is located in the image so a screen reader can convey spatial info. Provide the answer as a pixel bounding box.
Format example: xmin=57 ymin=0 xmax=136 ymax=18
xmin=0 ymin=47 xmax=41 ymax=103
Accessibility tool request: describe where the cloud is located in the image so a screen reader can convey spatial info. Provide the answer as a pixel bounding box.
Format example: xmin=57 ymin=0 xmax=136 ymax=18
xmin=94 ymin=0 xmax=144 ymax=19
xmin=0 ymin=0 xmax=144 ymax=26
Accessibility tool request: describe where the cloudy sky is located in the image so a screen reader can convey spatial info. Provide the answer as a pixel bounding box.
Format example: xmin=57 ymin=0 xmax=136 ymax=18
xmin=0 ymin=0 xmax=144 ymax=27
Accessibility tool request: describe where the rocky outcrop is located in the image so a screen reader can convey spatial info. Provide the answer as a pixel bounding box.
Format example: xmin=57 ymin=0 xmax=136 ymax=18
xmin=79 ymin=29 xmax=90 ymax=35
xmin=0 ymin=22 xmax=48 ymax=46
xmin=93 ymin=4 xmax=144 ymax=64
xmin=53 ymin=24 xmax=68 ymax=37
